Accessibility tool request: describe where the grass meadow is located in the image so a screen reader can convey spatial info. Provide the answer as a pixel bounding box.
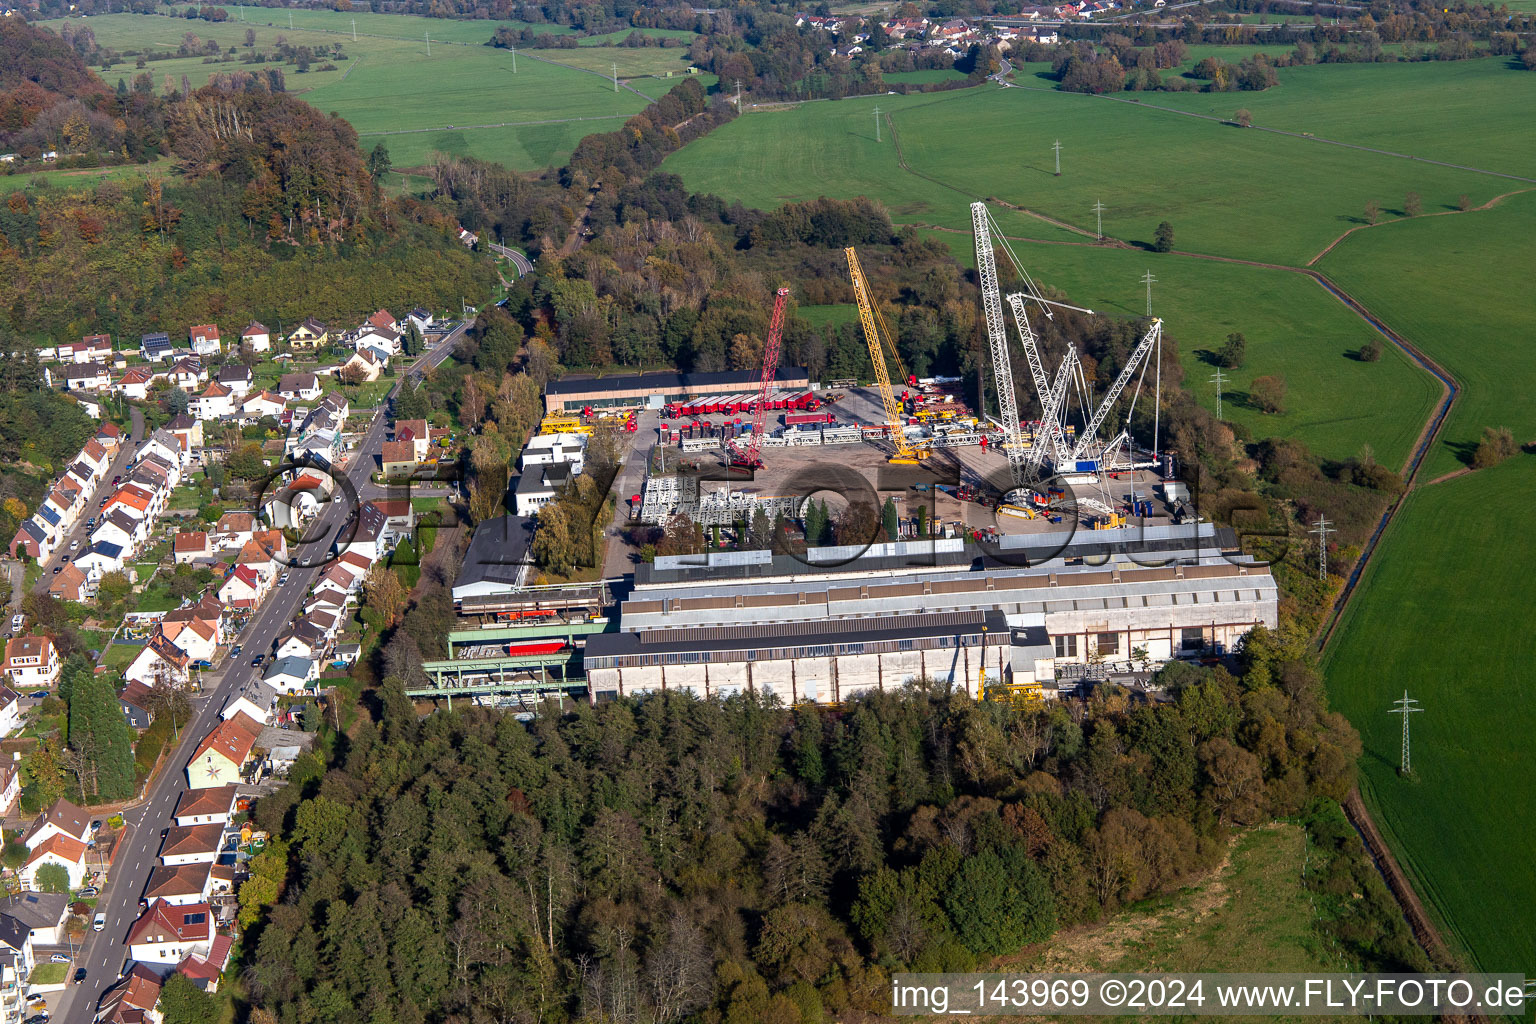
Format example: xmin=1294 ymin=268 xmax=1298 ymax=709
xmin=43 ymin=11 xmax=686 ymax=170
xmin=1321 ymin=192 xmax=1536 ymax=977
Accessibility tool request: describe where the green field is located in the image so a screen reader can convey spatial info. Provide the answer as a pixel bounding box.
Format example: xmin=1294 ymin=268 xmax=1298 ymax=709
xmin=1321 ymin=193 xmax=1536 ymax=977
xmin=44 ymin=12 xmax=659 ymax=171
xmin=884 ymin=68 xmax=970 ymax=84
xmin=796 ymin=304 xmax=860 ymax=330
xmin=667 ymin=85 xmax=1500 ymax=265
xmin=528 ymin=46 xmax=696 ymax=78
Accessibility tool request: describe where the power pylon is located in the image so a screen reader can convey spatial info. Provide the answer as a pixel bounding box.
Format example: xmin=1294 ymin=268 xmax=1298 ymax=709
xmin=1388 ymin=691 xmax=1423 ymax=775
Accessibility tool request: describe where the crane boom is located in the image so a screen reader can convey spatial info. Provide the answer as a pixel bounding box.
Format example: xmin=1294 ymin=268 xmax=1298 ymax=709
xmin=846 ymin=247 xmax=926 ymax=463
xmin=1071 ymin=318 xmax=1161 ymax=461
xmin=972 ymin=203 xmax=1027 ymax=487
xmin=727 ymin=286 xmax=790 ymax=469
xmin=1032 ymin=346 xmax=1076 ymax=470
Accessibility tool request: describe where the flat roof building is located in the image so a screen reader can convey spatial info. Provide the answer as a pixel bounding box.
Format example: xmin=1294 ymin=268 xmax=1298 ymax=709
xmin=543 ymin=367 xmax=810 ymax=414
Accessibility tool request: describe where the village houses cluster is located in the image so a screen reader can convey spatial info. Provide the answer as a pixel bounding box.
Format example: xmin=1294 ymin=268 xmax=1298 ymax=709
xmin=794 ymin=10 xmax=1074 ymax=58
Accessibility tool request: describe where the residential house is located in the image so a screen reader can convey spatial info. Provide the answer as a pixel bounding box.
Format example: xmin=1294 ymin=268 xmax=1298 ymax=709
xmin=222 ymin=679 xmax=278 ymax=726
xmin=406 ymin=307 xmax=433 ymax=335
xmin=71 ymin=392 xmax=103 ymax=419
xmin=48 ymin=563 xmax=89 ymax=602
xmin=186 ymin=712 xmax=262 ymax=789
xmin=0 ymin=685 xmax=18 ymax=738
xmin=214 ymin=363 xmax=253 ymax=396
xmin=240 ymin=321 xmax=270 ymax=352
xmin=159 ymin=825 xmax=226 ymax=867
xmin=340 ymin=346 xmax=383 ymax=382
xmin=0 ymin=891 xmax=69 ymax=945
xmin=140 ymin=429 xmax=186 ymax=474
xmin=380 ymin=439 xmax=416 ymax=479
xmin=273 ymin=619 xmax=329 ymax=662
xmin=346 ymin=499 xmax=413 ymax=562
xmin=193 ymin=380 xmax=234 ymax=421
xmin=277 ymin=373 xmax=322 ymax=402
xmin=79 ymin=438 xmax=111 ymax=478
xmin=96 ymin=421 xmax=123 ymax=450
xmin=392 ymin=418 xmax=431 ymax=461
xmin=165 ymin=415 xmax=204 ymax=459
xmin=23 ymin=799 xmax=91 ymax=850
xmin=159 ymin=617 xmax=217 ymax=666
xmin=286 ymin=317 xmax=329 ymax=350
xmin=513 ymin=462 xmax=574 ymax=516
xmin=365 ymin=309 xmax=398 ymax=333
xmin=303 ymin=589 xmax=347 ymax=619
xmin=172 ymin=531 xmax=212 ymax=565
xmin=353 ymin=324 xmax=401 ymax=357
xmin=163 ymin=595 xmax=226 ymax=645
xmin=262 ymin=655 xmax=318 ymax=695
xmin=167 ymin=356 xmax=206 ymax=391
xmin=5 ymin=636 xmax=59 ymax=689
xmin=72 ymin=541 xmax=126 ymax=578
xmin=311 ymin=562 xmax=362 ymax=602
xmin=7 ymin=520 xmax=51 ymax=562
xmin=126 ymin=900 xmax=214 ymax=965
xmin=65 ymin=362 xmax=111 ymax=391
xmin=238 ymin=389 xmax=286 ymax=422
xmin=102 ymin=482 xmax=155 ymax=524
xmin=173 ymin=786 xmax=237 ymax=827
xmin=95 ymin=962 xmax=164 ymax=1023
xmin=115 ymin=365 xmax=158 ymax=400
xmin=176 ymin=934 xmax=234 ymax=994
xmin=119 ymin=680 xmax=156 ymax=730
xmin=521 ymin=432 xmax=587 ymax=475
xmin=140 ymin=332 xmax=173 ymax=362
xmin=0 ymin=913 xmax=35 ymax=1014
xmin=0 ymin=762 xmax=18 ymax=816
xmin=92 ymin=508 xmax=148 ymax=557
xmin=212 ymin=512 xmax=256 ymax=551
xmin=217 ymin=564 xmax=265 ymax=610
xmin=124 ymin=634 xmax=190 ymax=691
xmin=19 ymin=832 xmax=88 ymax=890
xmin=188 ymin=324 xmax=221 ymax=356
xmin=60 ymin=334 xmax=113 ymax=363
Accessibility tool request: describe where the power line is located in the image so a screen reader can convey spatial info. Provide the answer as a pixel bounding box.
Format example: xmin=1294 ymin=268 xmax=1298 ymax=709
xmin=1310 ymin=515 xmax=1333 ymax=580
xmin=1052 ymin=139 xmax=1062 ymax=175
xmin=1209 ymin=368 xmax=1227 ymax=419
xmin=425 ymin=31 xmax=431 ymax=56
xmin=510 ymin=44 xmax=516 ymax=72
xmin=612 ymin=62 xmax=619 ymax=92
xmin=874 ymin=105 xmax=881 ymax=143
xmin=1388 ymin=691 xmax=1423 ymax=775
xmin=351 ymin=17 xmax=356 ymax=41
xmin=1140 ymin=270 xmax=1156 ymax=316
xmin=1092 ymin=200 xmax=1105 ymax=240
xmin=734 ymin=79 xmax=741 ymax=110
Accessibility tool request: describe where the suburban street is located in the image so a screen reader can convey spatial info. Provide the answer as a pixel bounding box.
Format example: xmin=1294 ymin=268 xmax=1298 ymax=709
xmin=29 ymin=407 xmax=145 ymax=596
xmin=53 ymin=323 xmax=469 ymax=1024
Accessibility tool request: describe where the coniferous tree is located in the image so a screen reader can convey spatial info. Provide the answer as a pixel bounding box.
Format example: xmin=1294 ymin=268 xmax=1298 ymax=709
xmin=65 ymin=655 xmax=137 ymax=800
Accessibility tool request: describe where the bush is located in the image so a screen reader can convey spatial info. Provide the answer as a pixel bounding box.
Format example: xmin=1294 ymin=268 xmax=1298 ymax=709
xmin=1218 ymin=332 xmax=1246 ymax=368
xmin=1471 ymin=426 xmax=1517 ymax=469
xmin=1358 ymin=340 xmax=1382 ymax=362
xmin=1249 ymin=374 xmax=1287 ymax=414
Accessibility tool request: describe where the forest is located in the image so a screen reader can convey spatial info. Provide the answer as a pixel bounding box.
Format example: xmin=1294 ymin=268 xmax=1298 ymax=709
xmin=238 ymin=638 xmax=1428 ymax=1024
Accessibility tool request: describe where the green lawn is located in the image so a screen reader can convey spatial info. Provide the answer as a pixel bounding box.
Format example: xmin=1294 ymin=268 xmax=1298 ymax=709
xmin=529 ymin=45 xmax=695 ymax=78
xmin=1320 ymin=192 xmax=1536 ymax=978
xmin=30 ymin=963 xmax=67 ymax=984
xmin=884 ymin=68 xmax=969 ymax=84
xmin=796 ymin=304 xmax=860 ymax=330
xmin=666 ymin=83 xmax=1500 ymax=265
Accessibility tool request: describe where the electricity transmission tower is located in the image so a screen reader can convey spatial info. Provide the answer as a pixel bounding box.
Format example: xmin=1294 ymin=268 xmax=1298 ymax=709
xmin=612 ymin=63 xmax=619 ymax=92
xmin=1092 ymin=200 xmax=1105 ymax=240
xmin=1052 ymin=139 xmax=1062 ymax=175
xmin=1388 ymin=691 xmax=1423 ymax=775
xmin=351 ymin=18 xmax=356 ymax=40
xmin=1140 ymin=270 xmax=1156 ymax=315
xmin=1210 ymin=368 xmax=1227 ymax=419
xmin=510 ymin=45 xmax=516 ymax=72
xmin=1310 ymin=515 xmax=1333 ymax=579
xmin=734 ymin=79 xmax=741 ymax=109
xmin=425 ymin=32 xmax=431 ymax=56
xmin=873 ymin=105 xmax=881 ymax=143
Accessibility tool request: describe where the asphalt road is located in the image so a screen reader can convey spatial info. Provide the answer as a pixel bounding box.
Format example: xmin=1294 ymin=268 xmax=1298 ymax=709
xmin=54 ymin=324 xmax=469 ymax=1023
xmin=30 ymin=407 xmax=145 ymax=596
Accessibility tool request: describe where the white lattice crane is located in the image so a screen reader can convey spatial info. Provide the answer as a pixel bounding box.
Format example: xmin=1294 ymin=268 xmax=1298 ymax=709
xmin=1070 ymin=317 xmax=1162 ymax=464
xmin=970 ymin=202 xmax=1028 ymax=497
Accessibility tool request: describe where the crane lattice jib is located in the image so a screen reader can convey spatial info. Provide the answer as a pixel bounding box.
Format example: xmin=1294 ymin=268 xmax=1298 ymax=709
xmin=1031 ymin=347 xmax=1076 ymax=471
xmin=743 ymin=287 xmax=790 ymax=463
xmin=1072 ymin=318 xmax=1161 ymax=461
xmin=1004 ymin=293 xmax=1053 ymax=415
xmin=971 ymin=203 xmax=1025 ymax=484
xmin=845 ymin=247 xmax=920 ymax=462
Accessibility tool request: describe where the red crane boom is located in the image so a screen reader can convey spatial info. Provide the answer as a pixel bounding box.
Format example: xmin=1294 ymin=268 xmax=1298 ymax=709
xmin=728 ymin=286 xmax=790 ymax=470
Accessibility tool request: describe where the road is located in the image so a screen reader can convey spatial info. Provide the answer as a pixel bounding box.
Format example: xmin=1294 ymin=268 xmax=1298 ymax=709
xmin=54 ymin=323 xmax=470 ymax=1024
xmin=486 ymin=242 xmax=533 ymax=277
xmin=31 ymin=406 xmax=145 ymax=596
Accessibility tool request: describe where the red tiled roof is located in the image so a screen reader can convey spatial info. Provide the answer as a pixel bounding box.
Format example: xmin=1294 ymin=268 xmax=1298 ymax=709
xmin=126 ymin=899 xmax=212 ymax=946
xmin=190 ymin=712 xmax=262 ymax=768
xmin=25 ymin=832 xmax=87 ymax=868
xmin=173 ymin=531 xmax=209 ymax=553
xmin=174 ymin=785 xmax=237 ymax=820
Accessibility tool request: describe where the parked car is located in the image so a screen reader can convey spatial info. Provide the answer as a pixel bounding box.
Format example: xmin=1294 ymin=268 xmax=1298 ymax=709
xmin=251 ymin=654 xmax=264 ymax=667
xmin=191 ymin=659 xmax=212 ymax=670
xmin=92 ymin=913 xmax=105 ymax=932
xmin=231 ymin=644 xmax=243 ymax=656
xmin=74 ymin=967 xmax=87 ymax=983
xmin=50 ymin=953 xmax=70 ymax=963
xmin=24 ymin=1014 xmax=48 ymax=1024
xmin=89 ymin=819 xmax=102 ymax=832
xmin=78 ymin=884 xmax=99 ymax=896
xmin=111 ymin=474 xmax=121 ymax=484
xmin=69 ymin=539 xmax=80 ymax=550
xmin=51 ymin=566 xmax=62 ymax=575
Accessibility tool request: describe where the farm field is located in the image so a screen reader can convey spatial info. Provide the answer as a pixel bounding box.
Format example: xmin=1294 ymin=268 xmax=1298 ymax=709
xmin=42 ymin=12 xmax=658 ymax=171
xmin=884 ymin=68 xmax=970 ymax=83
xmin=1320 ymin=191 xmax=1536 ymax=978
xmin=527 ymin=45 xmax=695 ymax=78
xmin=667 ymin=83 xmax=1500 ymax=265
xmin=1145 ymin=57 xmax=1536 ymax=176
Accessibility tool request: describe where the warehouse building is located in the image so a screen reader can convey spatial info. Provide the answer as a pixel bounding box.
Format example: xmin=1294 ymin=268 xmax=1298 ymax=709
xmin=586 ymin=523 xmax=1277 ymax=701
xmin=543 ymin=367 xmax=811 ymax=414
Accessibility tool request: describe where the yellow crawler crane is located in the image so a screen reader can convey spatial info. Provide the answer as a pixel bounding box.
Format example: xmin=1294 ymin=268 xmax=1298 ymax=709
xmin=845 ymin=246 xmax=928 ymax=464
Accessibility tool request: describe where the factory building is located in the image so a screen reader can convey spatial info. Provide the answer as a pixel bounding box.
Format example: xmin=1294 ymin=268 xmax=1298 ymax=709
xmin=585 ymin=523 xmax=1277 ymax=701
xmin=544 ymin=367 xmax=811 ymax=414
